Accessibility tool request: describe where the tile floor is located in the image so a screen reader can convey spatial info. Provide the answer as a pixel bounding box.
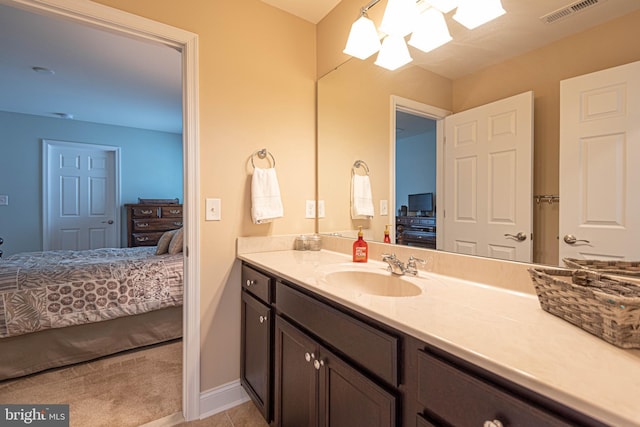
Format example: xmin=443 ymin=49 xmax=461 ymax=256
xmin=179 ymin=401 xmax=269 ymax=427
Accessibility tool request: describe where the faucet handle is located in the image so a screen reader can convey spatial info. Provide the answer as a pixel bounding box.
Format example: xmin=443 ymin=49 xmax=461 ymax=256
xmin=382 ymin=253 xmax=396 ymax=260
xmin=407 ymin=255 xmax=426 ymax=268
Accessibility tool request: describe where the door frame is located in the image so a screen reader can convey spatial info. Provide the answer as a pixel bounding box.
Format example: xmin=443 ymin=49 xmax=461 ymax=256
xmin=390 ymin=96 xmax=450 ymax=248
xmin=4 ymin=0 xmax=201 ymax=420
xmin=42 ymin=139 xmax=121 ymax=251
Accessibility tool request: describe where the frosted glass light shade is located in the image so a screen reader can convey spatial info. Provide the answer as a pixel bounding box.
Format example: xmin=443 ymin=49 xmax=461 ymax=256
xmin=424 ymin=0 xmax=458 ymax=13
xmin=408 ymin=8 xmax=452 ymax=53
xmin=343 ymin=15 xmax=382 ymax=60
xmin=379 ymin=0 xmax=418 ymax=37
xmin=453 ymin=0 xmax=505 ymax=29
xmin=375 ymin=35 xmax=413 ymax=71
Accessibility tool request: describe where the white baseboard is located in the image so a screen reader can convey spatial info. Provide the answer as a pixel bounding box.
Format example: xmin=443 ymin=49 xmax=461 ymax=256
xmin=199 ymin=379 xmax=250 ymax=420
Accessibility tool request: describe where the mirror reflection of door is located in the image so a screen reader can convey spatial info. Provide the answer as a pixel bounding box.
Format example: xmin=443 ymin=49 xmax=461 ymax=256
xmin=559 ymin=60 xmax=640 ymax=262
xmin=443 ymin=92 xmax=534 ymax=263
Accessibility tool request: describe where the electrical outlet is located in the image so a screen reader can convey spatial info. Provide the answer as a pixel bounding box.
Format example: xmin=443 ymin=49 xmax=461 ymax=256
xmin=205 ymin=198 xmax=221 ymax=221
xmin=317 ymin=200 xmax=325 ymax=218
xmin=305 ymin=200 xmax=316 ymax=218
xmin=0 ymin=195 xmax=7 ymax=206
xmin=380 ymin=199 xmax=388 ymax=216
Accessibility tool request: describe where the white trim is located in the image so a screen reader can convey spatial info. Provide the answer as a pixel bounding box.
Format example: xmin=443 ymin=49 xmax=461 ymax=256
xmin=4 ymin=0 xmax=201 ymax=421
xmin=199 ymin=380 xmax=250 ymax=420
xmin=42 ymin=139 xmax=121 ymax=250
xmin=390 ymin=95 xmax=450 ymax=248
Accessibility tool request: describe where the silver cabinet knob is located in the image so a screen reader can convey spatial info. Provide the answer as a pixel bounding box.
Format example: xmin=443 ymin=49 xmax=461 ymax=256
xmin=483 ymin=420 xmax=504 ymax=427
xmin=564 ymin=234 xmax=590 ymax=244
xmin=304 ymin=352 xmax=312 ymax=362
xmin=313 ymin=359 xmax=324 ymax=370
xmin=245 ymin=279 xmax=255 ymax=287
xmin=504 ymin=232 xmax=527 ymax=241
xmin=259 ymin=315 xmax=267 ymax=324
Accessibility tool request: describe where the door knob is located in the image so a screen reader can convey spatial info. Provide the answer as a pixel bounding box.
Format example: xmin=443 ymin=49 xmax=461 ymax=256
xmin=564 ymin=234 xmax=590 ymax=244
xmin=101 ymin=220 xmax=114 ymax=224
xmin=504 ymin=232 xmax=527 ymax=241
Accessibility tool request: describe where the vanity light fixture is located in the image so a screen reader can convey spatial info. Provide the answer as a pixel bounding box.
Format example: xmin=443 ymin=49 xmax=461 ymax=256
xmin=343 ymin=0 xmax=383 ymax=60
xmin=375 ymin=34 xmax=413 ymax=70
xmin=343 ymin=0 xmax=505 ymax=70
xmin=343 ymin=14 xmax=382 ymax=59
xmin=453 ymin=0 xmax=506 ymax=29
xmin=423 ymin=0 xmax=458 ymax=13
xmin=408 ymin=6 xmax=452 ymax=54
xmin=379 ymin=0 xmax=418 ymax=37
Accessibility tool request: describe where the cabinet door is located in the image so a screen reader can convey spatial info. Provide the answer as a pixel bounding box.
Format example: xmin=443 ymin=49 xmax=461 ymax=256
xmin=318 ymin=344 xmax=396 ymax=427
xmin=275 ymin=316 xmax=318 ymax=427
xmin=241 ymin=291 xmax=272 ymax=422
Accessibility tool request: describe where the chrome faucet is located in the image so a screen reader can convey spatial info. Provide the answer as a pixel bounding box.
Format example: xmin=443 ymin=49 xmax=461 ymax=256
xmin=382 ymin=254 xmax=426 ymax=276
xmin=382 ymin=253 xmax=405 ymax=275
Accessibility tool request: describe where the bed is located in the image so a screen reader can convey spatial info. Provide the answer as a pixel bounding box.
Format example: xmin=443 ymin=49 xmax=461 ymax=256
xmin=0 ymin=246 xmax=183 ymax=380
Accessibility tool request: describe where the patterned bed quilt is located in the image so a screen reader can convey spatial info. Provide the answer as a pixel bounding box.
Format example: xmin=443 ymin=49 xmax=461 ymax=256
xmin=0 ymin=247 xmax=183 ymax=338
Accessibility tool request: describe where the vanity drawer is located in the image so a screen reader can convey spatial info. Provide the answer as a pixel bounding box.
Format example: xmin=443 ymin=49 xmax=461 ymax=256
xmin=131 ymin=231 xmax=165 ymax=246
xmin=242 ymin=264 xmax=273 ymax=304
xmin=162 ymin=206 xmax=183 ymax=217
xmin=133 ymin=218 xmax=182 ymax=232
xmin=275 ymin=281 xmax=399 ymax=386
xmin=417 ymin=350 xmax=572 ymax=427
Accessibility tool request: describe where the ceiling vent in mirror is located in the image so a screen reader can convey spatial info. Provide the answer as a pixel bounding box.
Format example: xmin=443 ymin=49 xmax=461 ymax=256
xmin=540 ymin=0 xmax=608 ymax=24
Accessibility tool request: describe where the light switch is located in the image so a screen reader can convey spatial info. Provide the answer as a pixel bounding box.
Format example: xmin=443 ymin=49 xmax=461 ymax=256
xmin=205 ymin=198 xmax=221 ymax=221
xmin=380 ymin=199 xmax=388 ymax=216
xmin=305 ymin=200 xmax=316 ymax=219
xmin=0 ymin=195 xmax=7 ymax=206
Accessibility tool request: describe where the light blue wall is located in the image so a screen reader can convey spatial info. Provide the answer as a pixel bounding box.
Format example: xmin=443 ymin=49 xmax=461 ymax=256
xmin=395 ymin=121 xmax=437 ymax=214
xmin=0 ymin=111 xmax=182 ymax=256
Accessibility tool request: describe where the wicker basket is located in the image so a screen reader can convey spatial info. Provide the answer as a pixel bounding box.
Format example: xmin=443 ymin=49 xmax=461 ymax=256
xmin=563 ymin=258 xmax=640 ymax=277
xmin=528 ymin=268 xmax=640 ymax=349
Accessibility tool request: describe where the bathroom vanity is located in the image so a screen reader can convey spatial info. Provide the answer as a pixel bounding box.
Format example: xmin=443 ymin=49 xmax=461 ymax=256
xmin=239 ymin=248 xmax=640 ymax=427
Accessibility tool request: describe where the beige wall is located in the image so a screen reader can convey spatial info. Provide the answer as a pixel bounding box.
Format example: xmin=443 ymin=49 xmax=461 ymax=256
xmin=94 ymin=0 xmax=316 ymax=391
xmin=454 ymin=10 xmax=640 ymax=265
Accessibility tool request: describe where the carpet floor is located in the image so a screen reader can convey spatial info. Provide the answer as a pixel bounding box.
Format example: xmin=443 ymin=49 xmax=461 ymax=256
xmin=0 ymin=339 xmax=182 ymax=427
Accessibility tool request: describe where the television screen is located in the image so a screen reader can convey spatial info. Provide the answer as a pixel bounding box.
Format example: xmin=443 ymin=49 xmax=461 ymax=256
xmin=408 ymin=193 xmax=434 ymax=216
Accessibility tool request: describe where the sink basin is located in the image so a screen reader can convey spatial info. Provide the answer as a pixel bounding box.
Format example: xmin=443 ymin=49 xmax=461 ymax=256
xmin=322 ymin=269 xmax=422 ymax=297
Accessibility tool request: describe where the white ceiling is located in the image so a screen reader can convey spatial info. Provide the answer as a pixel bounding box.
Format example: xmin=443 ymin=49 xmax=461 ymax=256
xmin=1 ymin=1 xmax=638 ymax=133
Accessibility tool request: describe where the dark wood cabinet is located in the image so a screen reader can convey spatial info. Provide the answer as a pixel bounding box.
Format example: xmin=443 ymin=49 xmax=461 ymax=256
xmin=240 ymin=265 xmax=274 ymax=423
xmin=241 ymin=260 xmax=605 ymax=427
xmin=275 ymin=316 xmax=396 ymax=427
xmin=125 ymin=203 xmax=183 ymax=247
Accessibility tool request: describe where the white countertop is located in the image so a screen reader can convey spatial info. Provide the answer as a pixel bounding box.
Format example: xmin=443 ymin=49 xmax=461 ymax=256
xmin=238 ymin=249 xmax=640 ymax=427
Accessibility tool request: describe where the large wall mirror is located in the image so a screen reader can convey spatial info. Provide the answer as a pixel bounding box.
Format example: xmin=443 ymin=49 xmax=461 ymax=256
xmin=317 ymin=1 xmax=640 ymax=266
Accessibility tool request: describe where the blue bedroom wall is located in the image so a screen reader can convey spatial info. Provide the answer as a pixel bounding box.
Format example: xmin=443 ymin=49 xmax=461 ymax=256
xmin=0 ymin=111 xmax=183 ymax=256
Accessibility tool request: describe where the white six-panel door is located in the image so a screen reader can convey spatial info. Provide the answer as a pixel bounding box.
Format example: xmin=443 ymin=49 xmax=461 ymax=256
xmin=43 ymin=140 xmax=120 ymax=251
xmin=559 ymin=61 xmax=640 ymax=262
xmin=443 ymin=92 xmax=533 ymax=262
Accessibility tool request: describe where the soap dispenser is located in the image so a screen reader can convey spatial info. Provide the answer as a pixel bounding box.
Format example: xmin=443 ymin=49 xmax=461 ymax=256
xmin=384 ymin=225 xmax=391 ymax=243
xmin=353 ymin=226 xmax=368 ymax=263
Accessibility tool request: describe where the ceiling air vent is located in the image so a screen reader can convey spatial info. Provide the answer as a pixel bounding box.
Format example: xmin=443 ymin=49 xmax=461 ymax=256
xmin=540 ymin=0 xmax=608 ymax=24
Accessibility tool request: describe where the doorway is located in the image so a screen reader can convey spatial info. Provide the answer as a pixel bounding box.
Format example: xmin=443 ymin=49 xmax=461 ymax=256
xmin=4 ymin=0 xmax=200 ymax=421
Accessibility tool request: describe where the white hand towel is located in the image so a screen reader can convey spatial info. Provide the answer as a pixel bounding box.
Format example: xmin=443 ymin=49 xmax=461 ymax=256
xmin=251 ymin=167 xmax=284 ymax=224
xmin=351 ymin=174 xmax=374 ymax=219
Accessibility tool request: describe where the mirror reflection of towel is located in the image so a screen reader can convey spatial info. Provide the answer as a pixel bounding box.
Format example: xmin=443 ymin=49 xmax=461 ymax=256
xmin=351 ymin=174 xmax=374 ymax=219
xmin=252 ymin=167 xmax=284 ymax=224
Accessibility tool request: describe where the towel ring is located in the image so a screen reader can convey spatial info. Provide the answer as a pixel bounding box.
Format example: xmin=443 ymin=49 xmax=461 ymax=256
xmin=352 ymin=160 xmax=369 ymax=175
xmin=251 ymin=148 xmax=276 ymax=168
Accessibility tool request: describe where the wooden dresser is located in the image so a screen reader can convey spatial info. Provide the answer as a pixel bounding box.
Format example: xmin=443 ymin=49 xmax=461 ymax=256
xmin=125 ymin=203 xmax=183 ymax=247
